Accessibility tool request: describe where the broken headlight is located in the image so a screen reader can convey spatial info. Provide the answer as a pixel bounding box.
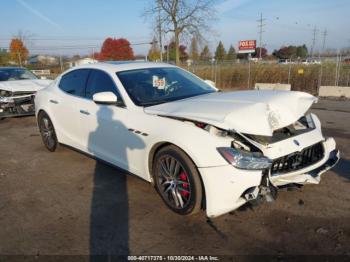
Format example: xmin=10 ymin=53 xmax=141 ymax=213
xmin=0 ymin=89 xmax=13 ymax=103
xmin=217 ymin=147 xmax=272 ymax=170
xmin=0 ymin=97 xmax=14 ymax=103
xmin=0 ymin=90 xmax=12 ymax=97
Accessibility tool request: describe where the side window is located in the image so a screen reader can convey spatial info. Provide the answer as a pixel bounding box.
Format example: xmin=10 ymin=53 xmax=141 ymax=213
xmin=59 ymin=69 xmax=90 ymax=97
xmin=85 ymin=70 xmax=121 ymax=100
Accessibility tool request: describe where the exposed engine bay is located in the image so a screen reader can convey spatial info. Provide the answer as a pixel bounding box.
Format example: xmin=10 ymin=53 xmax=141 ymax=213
xmin=246 ymin=114 xmax=316 ymax=145
xmin=0 ymin=90 xmax=36 ymax=118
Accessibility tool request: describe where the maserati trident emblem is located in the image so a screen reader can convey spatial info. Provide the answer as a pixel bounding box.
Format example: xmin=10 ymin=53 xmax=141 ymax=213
xmin=293 ymin=140 xmax=300 ymax=146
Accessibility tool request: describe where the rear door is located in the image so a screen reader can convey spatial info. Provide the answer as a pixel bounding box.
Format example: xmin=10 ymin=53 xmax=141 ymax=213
xmin=52 ymin=69 xmax=90 ymax=150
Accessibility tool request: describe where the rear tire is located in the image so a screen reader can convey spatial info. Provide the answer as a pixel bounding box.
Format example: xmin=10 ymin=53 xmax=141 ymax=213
xmin=153 ymin=145 xmax=203 ymax=216
xmin=38 ymin=112 xmax=58 ymax=152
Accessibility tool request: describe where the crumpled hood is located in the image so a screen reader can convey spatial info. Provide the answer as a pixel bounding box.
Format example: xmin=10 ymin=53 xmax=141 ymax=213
xmin=0 ymin=79 xmax=53 ymax=93
xmin=144 ymin=90 xmax=317 ymax=136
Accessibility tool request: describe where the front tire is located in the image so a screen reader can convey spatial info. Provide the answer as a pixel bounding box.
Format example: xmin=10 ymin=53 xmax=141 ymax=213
xmin=38 ymin=112 xmax=58 ymax=152
xmin=153 ymin=145 xmax=203 ymax=216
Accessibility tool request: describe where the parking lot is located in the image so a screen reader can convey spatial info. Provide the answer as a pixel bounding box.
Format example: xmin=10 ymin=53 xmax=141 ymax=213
xmin=0 ymin=99 xmax=349 ymax=258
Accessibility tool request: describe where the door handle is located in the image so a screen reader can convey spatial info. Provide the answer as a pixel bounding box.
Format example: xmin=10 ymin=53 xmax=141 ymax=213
xmin=49 ymin=99 xmax=59 ymax=104
xmin=80 ymin=110 xmax=90 ymax=115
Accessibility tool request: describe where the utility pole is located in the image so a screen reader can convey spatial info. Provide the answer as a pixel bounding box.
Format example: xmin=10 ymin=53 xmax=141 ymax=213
xmin=257 ymin=13 xmax=266 ymax=60
xmin=166 ymin=43 xmax=169 ymax=63
xmin=310 ymin=26 xmax=318 ymax=58
xmin=318 ymin=29 xmax=327 ymax=91
xmin=321 ymin=29 xmax=328 ymax=52
xmin=59 ymin=55 xmax=63 ymax=73
xmin=157 ymin=0 xmax=163 ymax=62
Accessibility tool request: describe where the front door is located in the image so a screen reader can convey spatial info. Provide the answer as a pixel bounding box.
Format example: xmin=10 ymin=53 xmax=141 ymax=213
xmin=78 ymin=69 xmax=146 ymax=173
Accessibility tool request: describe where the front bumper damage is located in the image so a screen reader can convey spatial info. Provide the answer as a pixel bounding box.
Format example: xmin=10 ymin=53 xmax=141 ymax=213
xmin=199 ymin=137 xmax=339 ymax=218
xmin=0 ymin=94 xmax=36 ymax=118
xmin=269 ymin=137 xmax=339 ymax=186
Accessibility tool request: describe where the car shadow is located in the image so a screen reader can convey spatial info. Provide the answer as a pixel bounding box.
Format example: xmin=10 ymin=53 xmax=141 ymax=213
xmin=88 ymin=106 xmax=145 ymax=260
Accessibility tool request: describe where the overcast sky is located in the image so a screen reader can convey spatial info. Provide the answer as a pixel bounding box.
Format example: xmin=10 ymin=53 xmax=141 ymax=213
xmin=0 ymin=0 xmax=349 ymax=56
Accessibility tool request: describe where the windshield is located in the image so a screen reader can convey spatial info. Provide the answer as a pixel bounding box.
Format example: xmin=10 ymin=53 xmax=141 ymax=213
xmin=0 ymin=68 xmax=38 ymax=81
xmin=116 ymin=67 xmax=216 ymax=106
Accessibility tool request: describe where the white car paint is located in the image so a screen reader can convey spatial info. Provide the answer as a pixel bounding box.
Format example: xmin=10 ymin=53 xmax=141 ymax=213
xmin=35 ymin=62 xmax=339 ymax=217
xmin=0 ymin=77 xmax=53 ymax=118
xmin=0 ymin=79 xmax=53 ymax=93
xmin=145 ymin=90 xmax=317 ymax=136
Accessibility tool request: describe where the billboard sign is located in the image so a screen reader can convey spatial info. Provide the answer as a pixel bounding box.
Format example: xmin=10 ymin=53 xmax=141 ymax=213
xmin=238 ymin=40 xmax=256 ymax=54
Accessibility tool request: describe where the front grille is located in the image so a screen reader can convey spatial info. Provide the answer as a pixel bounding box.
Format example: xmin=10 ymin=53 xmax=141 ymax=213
xmin=271 ymin=142 xmax=324 ymax=175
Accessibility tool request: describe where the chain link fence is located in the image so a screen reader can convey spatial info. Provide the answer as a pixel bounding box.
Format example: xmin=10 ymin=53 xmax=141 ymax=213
xmin=182 ymin=59 xmax=350 ymax=95
xmin=23 ymin=57 xmax=350 ymax=95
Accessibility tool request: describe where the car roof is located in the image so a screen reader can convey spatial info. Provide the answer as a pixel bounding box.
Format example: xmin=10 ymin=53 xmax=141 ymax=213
xmin=71 ymin=61 xmax=177 ymax=73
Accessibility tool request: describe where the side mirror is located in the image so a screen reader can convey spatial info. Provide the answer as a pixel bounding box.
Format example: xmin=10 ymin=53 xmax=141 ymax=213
xmin=93 ymin=92 xmax=118 ymax=105
xmin=40 ymin=76 xmax=47 ymax=80
xmin=204 ymin=80 xmax=218 ymax=91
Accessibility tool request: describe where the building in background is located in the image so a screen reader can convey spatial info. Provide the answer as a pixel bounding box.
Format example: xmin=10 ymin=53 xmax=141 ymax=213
xmin=68 ymin=57 xmax=98 ymax=68
xmin=28 ymin=55 xmax=58 ymax=66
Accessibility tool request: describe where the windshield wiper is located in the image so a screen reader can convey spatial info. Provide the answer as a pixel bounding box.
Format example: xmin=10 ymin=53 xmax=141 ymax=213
xmin=141 ymin=92 xmax=215 ymax=107
xmin=141 ymin=100 xmax=170 ymax=107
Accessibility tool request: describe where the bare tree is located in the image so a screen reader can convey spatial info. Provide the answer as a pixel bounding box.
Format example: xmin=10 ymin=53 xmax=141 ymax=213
xmin=14 ymin=30 xmax=36 ymax=48
xmin=145 ymin=0 xmax=216 ymax=65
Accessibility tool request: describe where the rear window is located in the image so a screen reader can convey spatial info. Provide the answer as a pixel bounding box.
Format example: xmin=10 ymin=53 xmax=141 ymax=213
xmin=59 ymin=69 xmax=90 ymax=97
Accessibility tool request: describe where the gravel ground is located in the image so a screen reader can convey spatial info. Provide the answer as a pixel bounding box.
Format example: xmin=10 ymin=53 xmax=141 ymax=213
xmin=0 ymin=100 xmax=349 ymax=260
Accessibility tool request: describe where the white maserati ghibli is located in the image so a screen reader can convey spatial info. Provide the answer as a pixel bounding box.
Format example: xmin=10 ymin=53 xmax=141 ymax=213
xmin=35 ymin=62 xmax=339 ymax=217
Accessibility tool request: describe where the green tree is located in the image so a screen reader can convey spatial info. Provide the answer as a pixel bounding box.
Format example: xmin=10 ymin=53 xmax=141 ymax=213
xmin=0 ymin=49 xmax=10 ymax=65
xmin=226 ymin=45 xmax=236 ymax=61
xmin=273 ymin=45 xmax=308 ymax=59
xmin=215 ymin=41 xmax=226 ymax=62
xmin=165 ymin=42 xmax=188 ymax=62
xmin=148 ymin=37 xmax=161 ymax=61
xmin=199 ymin=45 xmax=211 ymax=61
xmin=296 ymin=44 xmax=308 ymax=58
xmin=190 ymin=37 xmax=199 ymax=61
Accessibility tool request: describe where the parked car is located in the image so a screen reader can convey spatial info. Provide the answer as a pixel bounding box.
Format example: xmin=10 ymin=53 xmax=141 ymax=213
xmin=301 ymin=59 xmax=321 ymax=65
xmin=35 ymin=62 xmax=339 ymax=217
xmin=278 ymin=59 xmax=292 ymax=65
xmin=0 ymin=67 xmax=53 ymax=119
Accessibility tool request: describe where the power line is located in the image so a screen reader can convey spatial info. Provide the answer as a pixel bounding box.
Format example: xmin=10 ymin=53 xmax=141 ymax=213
xmin=0 ymin=35 xmax=151 ymax=41
xmin=257 ymin=13 xmax=266 ymax=59
xmin=0 ymin=41 xmax=154 ymax=51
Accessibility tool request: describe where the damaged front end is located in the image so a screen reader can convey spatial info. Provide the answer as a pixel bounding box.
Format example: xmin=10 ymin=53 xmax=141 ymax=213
xmin=0 ymin=89 xmax=36 ymax=119
xmin=231 ymin=114 xmax=340 ymax=207
xmin=241 ymin=142 xmax=339 ymax=206
xmin=193 ymin=113 xmax=339 ymax=216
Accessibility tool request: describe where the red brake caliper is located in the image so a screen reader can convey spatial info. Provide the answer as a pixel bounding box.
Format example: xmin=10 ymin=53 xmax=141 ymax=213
xmin=178 ymin=172 xmax=189 ymax=198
